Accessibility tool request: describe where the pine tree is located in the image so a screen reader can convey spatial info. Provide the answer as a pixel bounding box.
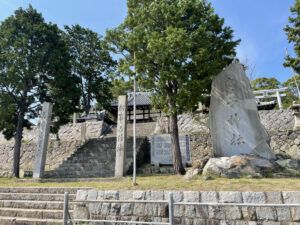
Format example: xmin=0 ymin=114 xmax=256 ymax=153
xmin=106 ymin=0 xmax=240 ymax=174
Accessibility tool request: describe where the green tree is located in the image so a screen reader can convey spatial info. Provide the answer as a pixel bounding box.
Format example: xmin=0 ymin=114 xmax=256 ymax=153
xmin=283 ymin=0 xmax=300 ymax=98
xmin=284 ymin=0 xmax=300 ymax=71
xmin=282 ymin=75 xmax=300 ymax=107
xmin=64 ymin=25 xmax=116 ymax=115
xmin=110 ymin=77 xmax=133 ymax=99
xmin=106 ymin=0 xmax=240 ymax=174
xmin=251 ymin=77 xmax=281 ymax=90
xmin=0 ymin=6 xmax=81 ymax=177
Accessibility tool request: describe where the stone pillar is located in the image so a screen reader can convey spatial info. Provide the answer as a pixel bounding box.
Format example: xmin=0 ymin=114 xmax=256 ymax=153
xmin=73 ymin=113 xmax=77 ymax=125
xmin=33 ymin=102 xmax=53 ymax=178
xmin=81 ymin=122 xmax=86 ymax=140
xmin=276 ymin=91 xmax=283 ymax=110
xmin=115 ymin=95 xmax=128 ymax=177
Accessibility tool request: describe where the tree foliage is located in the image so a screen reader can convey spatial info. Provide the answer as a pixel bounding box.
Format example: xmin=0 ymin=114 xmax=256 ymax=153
xmin=64 ymin=25 xmax=116 ymax=114
xmin=284 ymin=0 xmax=300 ymax=72
xmin=0 ymin=6 xmax=81 ymax=177
xmin=251 ymin=77 xmax=280 ymax=90
xmin=110 ymin=77 xmax=133 ymax=99
xmin=106 ymin=0 xmax=240 ymax=174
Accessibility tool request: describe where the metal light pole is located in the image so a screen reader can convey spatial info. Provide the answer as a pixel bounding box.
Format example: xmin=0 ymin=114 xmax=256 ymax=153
xmin=133 ymin=51 xmax=137 ymax=186
xmin=286 ymin=48 xmax=300 ymax=100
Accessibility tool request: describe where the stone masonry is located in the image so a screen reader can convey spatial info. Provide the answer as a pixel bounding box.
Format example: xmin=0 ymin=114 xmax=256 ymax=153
xmin=74 ymin=189 xmax=300 ymax=224
xmin=0 ymin=121 xmax=110 ymax=176
xmin=155 ymin=110 xmax=300 ymax=162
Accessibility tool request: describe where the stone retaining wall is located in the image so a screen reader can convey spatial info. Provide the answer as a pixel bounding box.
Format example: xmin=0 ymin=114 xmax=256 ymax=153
xmin=0 ymin=121 xmax=110 ymax=174
xmin=0 ymin=121 xmax=109 ymax=144
xmin=74 ymin=189 xmax=300 ymax=224
xmin=155 ymin=111 xmax=300 ymax=160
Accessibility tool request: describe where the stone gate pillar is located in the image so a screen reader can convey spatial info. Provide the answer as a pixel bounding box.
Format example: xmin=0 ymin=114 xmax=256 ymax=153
xmin=115 ymin=95 xmax=128 ymax=177
xmin=33 ymin=102 xmax=53 ymax=178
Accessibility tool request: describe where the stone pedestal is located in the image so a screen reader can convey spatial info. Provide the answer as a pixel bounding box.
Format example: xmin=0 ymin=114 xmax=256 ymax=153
xmin=33 ymin=102 xmax=53 ymax=178
xmin=209 ymin=63 xmax=275 ymax=160
xmin=115 ymin=95 xmax=128 ymax=177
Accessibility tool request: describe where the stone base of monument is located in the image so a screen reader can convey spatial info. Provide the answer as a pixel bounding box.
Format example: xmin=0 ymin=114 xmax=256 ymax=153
xmin=202 ymin=154 xmax=278 ymax=178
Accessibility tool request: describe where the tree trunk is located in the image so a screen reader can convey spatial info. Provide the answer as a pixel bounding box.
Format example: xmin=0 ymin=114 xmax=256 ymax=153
xmin=85 ymin=93 xmax=91 ymax=116
xmin=13 ymin=106 xmax=26 ymax=178
xmin=169 ymin=105 xmax=185 ymax=175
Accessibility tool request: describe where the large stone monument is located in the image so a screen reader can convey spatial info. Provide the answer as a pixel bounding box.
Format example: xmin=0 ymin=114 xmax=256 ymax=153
xmin=115 ymin=95 xmax=128 ymax=176
xmin=151 ymin=134 xmax=191 ymax=166
xmin=209 ymin=63 xmax=275 ymax=160
xmin=33 ymin=102 xmax=53 ymax=178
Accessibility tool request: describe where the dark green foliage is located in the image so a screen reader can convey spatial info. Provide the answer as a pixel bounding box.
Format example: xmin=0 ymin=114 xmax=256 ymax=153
xmin=284 ymin=0 xmax=300 ymax=71
xmin=64 ymin=25 xmax=116 ymax=114
xmin=106 ymin=0 xmax=240 ymax=174
xmin=0 ymin=6 xmax=81 ymax=177
xmin=251 ymin=77 xmax=281 ymax=90
xmin=110 ymin=77 xmax=133 ymax=99
xmin=282 ymin=75 xmax=300 ymax=107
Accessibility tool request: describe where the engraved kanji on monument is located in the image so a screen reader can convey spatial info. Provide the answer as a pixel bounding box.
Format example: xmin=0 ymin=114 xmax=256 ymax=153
xmin=33 ymin=102 xmax=53 ymax=178
xmin=209 ymin=63 xmax=275 ymax=159
xmin=115 ymin=95 xmax=128 ymax=176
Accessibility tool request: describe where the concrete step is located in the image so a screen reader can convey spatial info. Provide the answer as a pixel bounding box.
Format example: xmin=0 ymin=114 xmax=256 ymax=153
xmin=0 ymin=200 xmax=74 ymax=210
xmin=0 ymin=193 xmax=76 ymax=201
xmin=0 ymin=216 xmax=62 ymax=225
xmin=0 ymin=187 xmax=90 ymax=195
xmin=0 ymin=208 xmax=73 ymax=220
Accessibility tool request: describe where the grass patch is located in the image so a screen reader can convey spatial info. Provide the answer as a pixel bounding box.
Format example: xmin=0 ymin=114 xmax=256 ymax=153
xmin=0 ymin=175 xmax=300 ymax=191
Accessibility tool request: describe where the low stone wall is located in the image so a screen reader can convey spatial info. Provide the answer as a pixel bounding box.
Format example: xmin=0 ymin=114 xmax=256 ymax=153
xmin=74 ymin=189 xmax=300 ymax=224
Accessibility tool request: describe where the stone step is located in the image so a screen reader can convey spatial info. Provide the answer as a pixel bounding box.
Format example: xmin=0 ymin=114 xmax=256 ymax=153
xmin=57 ymin=162 xmax=109 ymax=168
xmin=48 ymin=171 xmax=114 ymax=178
xmin=55 ymin=167 xmax=114 ymax=175
xmin=0 ymin=216 xmax=62 ymax=225
xmin=0 ymin=193 xmax=76 ymax=201
xmin=53 ymin=170 xmax=114 ymax=177
xmin=0 ymin=200 xmax=73 ymax=210
xmin=0 ymin=187 xmax=90 ymax=194
xmin=0 ymin=208 xmax=73 ymax=220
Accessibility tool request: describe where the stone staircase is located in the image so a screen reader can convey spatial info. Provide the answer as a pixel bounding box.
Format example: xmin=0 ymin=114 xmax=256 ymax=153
xmin=0 ymin=187 xmax=90 ymax=225
xmin=45 ymin=123 xmax=155 ymax=178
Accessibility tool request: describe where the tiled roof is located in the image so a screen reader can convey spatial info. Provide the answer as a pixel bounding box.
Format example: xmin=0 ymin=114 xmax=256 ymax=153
xmin=111 ymin=92 xmax=152 ymax=107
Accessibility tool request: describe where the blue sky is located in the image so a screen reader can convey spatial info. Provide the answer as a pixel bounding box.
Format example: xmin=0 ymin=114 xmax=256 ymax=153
xmin=0 ymin=0 xmax=296 ymax=83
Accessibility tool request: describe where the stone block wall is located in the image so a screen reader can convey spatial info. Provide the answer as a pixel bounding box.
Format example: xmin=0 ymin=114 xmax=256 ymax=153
xmin=0 ymin=140 xmax=84 ymax=172
xmin=0 ymin=121 xmax=109 ymax=174
xmin=0 ymin=121 xmax=109 ymax=144
xmin=74 ymin=189 xmax=300 ymax=224
xmin=154 ymin=110 xmax=300 ymax=160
